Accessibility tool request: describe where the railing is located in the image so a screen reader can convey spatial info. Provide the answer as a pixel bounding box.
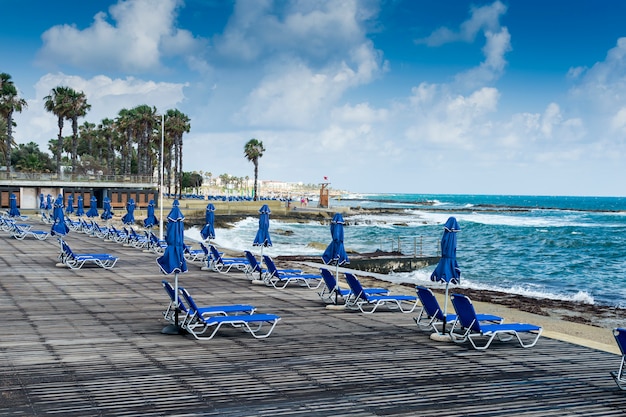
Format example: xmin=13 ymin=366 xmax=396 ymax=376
xmin=379 ymin=235 xmax=441 ymax=257
xmin=0 ymin=171 xmax=156 ymax=185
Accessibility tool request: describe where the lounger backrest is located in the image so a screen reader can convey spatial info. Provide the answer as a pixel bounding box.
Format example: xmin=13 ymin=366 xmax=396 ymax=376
xmin=60 ymin=240 xmax=75 ymax=258
xmin=344 ymin=273 xmax=367 ymax=301
xmin=320 ymin=268 xmax=338 ymax=290
xmin=244 ymin=251 xmax=261 ymax=272
xmin=614 ymin=328 xmax=626 ymax=356
xmin=162 ymin=280 xmax=187 ymax=313
xmin=179 ymin=287 xmax=201 ymax=316
xmin=200 ymin=243 xmax=209 ymax=257
xmin=450 ymin=294 xmax=482 ymax=332
xmin=416 ymin=286 xmax=444 ymax=321
xmin=262 ymin=255 xmax=279 ymax=277
xmin=209 ymin=245 xmax=223 ymax=263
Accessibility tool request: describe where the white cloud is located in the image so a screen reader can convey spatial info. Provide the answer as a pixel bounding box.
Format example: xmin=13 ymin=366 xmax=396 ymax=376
xmin=331 ymin=102 xmax=388 ymax=124
xmin=230 ymin=1 xmax=386 ymax=129
xmin=415 ymin=1 xmax=507 ymax=46
xmin=214 ymin=0 xmax=378 ymax=64
xmin=37 ymin=0 xmax=204 ymax=73
xmin=453 ymin=27 xmax=511 ymax=90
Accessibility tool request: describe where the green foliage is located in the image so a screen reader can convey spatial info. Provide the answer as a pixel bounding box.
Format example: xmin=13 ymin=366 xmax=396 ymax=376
xmin=11 ymin=142 xmax=55 ymax=172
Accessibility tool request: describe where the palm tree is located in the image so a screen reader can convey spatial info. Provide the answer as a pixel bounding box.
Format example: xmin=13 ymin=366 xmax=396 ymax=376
xmin=66 ymin=88 xmax=91 ymax=172
xmin=244 ymin=138 xmax=265 ymax=201
xmin=98 ymin=118 xmax=116 ymax=174
xmin=165 ymin=109 xmax=191 ymax=198
xmin=131 ymin=104 xmax=157 ymax=176
xmin=44 ymin=86 xmax=72 ymax=175
xmin=115 ymin=108 xmax=134 ymax=176
xmin=0 ymin=73 xmax=27 ymax=172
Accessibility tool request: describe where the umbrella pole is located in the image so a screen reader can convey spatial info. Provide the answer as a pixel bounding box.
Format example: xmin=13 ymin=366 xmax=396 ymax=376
xmin=334 ymin=262 xmax=340 ymax=305
xmin=174 ymin=272 xmax=179 ymax=329
xmin=442 ymin=282 xmax=450 ymax=335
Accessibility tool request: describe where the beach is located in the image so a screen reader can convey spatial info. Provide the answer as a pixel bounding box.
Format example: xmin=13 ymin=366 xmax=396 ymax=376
xmin=1 ymin=211 xmax=626 ymax=415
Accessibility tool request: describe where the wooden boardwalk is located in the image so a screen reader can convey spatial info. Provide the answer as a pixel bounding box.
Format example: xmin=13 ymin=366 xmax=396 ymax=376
xmin=0 ymin=222 xmax=625 ymax=416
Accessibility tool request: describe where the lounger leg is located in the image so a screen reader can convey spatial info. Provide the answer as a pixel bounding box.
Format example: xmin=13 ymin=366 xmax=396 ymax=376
xmin=245 ymin=319 xmax=280 ymax=339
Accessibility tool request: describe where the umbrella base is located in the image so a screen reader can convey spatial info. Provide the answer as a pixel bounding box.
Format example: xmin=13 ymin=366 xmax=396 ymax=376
xmin=430 ymin=332 xmax=452 ymax=342
xmin=325 ymin=304 xmax=346 ymax=311
xmin=250 ymin=279 xmax=265 ymax=286
xmin=161 ymin=324 xmax=186 ymax=335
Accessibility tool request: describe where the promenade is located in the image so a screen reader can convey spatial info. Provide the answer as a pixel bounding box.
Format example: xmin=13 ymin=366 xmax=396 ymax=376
xmin=0 ymin=221 xmax=625 ymax=416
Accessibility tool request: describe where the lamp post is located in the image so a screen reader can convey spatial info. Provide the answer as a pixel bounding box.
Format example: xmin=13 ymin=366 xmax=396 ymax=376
xmin=159 ymin=113 xmax=164 ymax=240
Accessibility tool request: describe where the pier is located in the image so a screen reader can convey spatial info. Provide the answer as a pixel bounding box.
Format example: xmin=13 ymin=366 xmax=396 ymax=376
xmin=0 ymin=220 xmax=624 ymax=416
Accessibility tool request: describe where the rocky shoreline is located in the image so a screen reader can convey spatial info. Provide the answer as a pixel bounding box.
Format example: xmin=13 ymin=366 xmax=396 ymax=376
xmin=183 ymin=202 xmax=626 ymax=334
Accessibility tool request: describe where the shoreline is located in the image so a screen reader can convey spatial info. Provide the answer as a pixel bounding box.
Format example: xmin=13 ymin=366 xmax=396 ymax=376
xmin=284 ymin=260 xmax=623 ymax=353
xmin=96 ymin=198 xmax=625 ymax=352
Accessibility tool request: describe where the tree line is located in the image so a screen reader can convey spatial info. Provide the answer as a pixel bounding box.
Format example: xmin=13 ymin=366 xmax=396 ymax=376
xmin=0 ymin=72 xmax=190 ymax=197
xmin=2 ymin=71 xmax=269 ymax=201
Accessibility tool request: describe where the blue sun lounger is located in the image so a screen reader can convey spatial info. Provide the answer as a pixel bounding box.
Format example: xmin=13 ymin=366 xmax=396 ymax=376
xmin=208 ymin=244 xmax=250 ymax=273
xmin=244 ymin=250 xmax=302 ymax=281
xmin=450 ymin=293 xmax=542 ymax=350
xmin=414 ymin=286 xmax=503 ymax=333
xmin=162 ymin=281 xmax=256 ymax=325
xmin=344 ymin=272 xmax=418 ymax=314
xmin=263 ymin=255 xmax=323 ymax=289
xmin=11 ymin=223 xmax=50 ymax=240
xmin=184 ymin=244 xmax=206 ymax=262
xmin=611 ymin=328 xmax=626 ymax=390
xmin=58 ymin=238 xmax=118 ymax=270
xmin=318 ymin=268 xmax=389 ymax=304
xmin=179 ymin=286 xmax=281 ymax=340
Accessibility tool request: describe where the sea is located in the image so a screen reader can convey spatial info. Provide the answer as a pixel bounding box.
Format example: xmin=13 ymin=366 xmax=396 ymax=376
xmin=186 ymin=194 xmax=626 ymax=309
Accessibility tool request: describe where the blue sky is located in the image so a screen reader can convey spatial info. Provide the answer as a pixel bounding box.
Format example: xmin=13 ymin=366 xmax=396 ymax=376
xmin=2 ymin=0 xmax=626 ymax=196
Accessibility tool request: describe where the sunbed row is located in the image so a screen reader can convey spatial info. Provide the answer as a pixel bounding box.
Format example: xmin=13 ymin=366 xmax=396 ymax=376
xmin=0 ymin=215 xmax=50 ymax=240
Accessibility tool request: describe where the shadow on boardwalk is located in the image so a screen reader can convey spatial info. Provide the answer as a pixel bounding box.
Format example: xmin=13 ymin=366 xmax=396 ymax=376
xmin=0 ymin=225 xmax=624 ymax=416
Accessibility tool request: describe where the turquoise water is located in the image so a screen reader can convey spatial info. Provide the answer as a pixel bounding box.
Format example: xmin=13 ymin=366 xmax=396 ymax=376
xmin=187 ymin=194 xmax=626 ymax=308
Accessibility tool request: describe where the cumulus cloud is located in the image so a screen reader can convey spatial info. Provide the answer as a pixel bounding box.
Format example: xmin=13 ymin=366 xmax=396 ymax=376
xmin=569 ymin=37 xmax=626 ymax=117
xmin=214 ymin=0 xmax=379 ymax=64
xmin=405 ymin=82 xmax=499 ymax=149
xmin=415 ymin=1 xmax=507 ymax=46
xmin=230 ymin=1 xmax=386 ymax=129
xmin=37 ymin=0 xmax=205 ymax=73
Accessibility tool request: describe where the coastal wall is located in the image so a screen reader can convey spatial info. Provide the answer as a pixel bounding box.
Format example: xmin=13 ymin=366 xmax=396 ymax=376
xmin=348 ymin=255 xmax=440 ymax=274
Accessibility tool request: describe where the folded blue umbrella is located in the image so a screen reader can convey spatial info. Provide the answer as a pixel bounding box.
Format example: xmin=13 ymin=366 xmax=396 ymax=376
xmin=121 ymin=198 xmax=135 ymax=225
xmin=76 ymin=196 xmax=85 ymax=217
xmin=8 ymin=193 xmax=20 ymax=217
xmin=200 ymin=203 xmax=216 ymax=241
xmin=86 ymin=196 xmax=99 ymax=218
xmin=144 ymin=199 xmax=158 ymax=228
xmin=66 ymin=195 xmax=74 ymax=215
xmin=430 ymin=216 xmax=461 ymax=333
xmin=157 ymin=200 xmax=188 ymax=334
xmin=51 ymin=196 xmax=69 ymax=236
xmin=101 ymin=197 xmax=113 ymax=221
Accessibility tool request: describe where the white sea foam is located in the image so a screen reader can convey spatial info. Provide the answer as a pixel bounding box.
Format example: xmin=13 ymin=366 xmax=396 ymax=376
xmin=389 ymin=269 xmax=596 ymax=304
